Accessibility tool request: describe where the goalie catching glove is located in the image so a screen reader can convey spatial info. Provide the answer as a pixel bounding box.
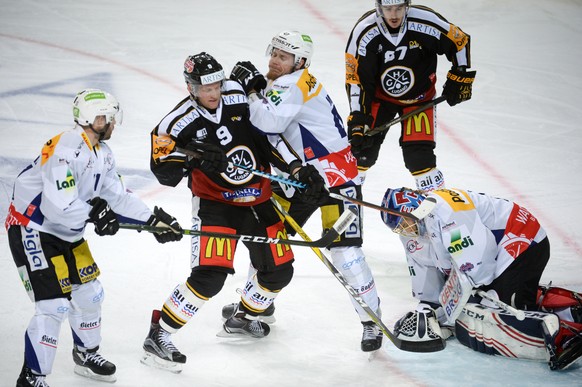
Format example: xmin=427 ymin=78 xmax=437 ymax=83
xmin=184 ymin=140 xmax=229 ymax=173
xmin=88 ymin=197 xmax=119 ymax=236
xmin=394 ymin=303 xmax=450 ymax=342
xmin=290 ymin=162 xmax=329 ymax=206
xmin=147 ymin=207 xmax=183 ymax=243
xmin=230 ymin=61 xmax=267 ymax=95
xmin=442 ymin=66 xmax=476 ymax=106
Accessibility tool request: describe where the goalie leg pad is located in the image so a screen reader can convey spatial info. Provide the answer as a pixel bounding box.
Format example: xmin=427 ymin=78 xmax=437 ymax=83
xmin=455 ymin=302 xmax=555 ymax=361
xmin=537 ymin=285 xmax=582 ymax=323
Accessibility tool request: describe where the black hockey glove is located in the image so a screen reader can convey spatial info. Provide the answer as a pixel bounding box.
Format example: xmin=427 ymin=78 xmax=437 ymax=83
xmin=147 ymin=206 xmax=183 ymax=243
xmin=292 ymin=164 xmax=329 ymax=206
xmin=184 ymin=141 xmax=229 ymax=173
xmin=347 ymin=112 xmax=374 ymax=154
xmin=442 ymin=67 xmax=476 ymax=106
xmin=88 ymin=197 xmax=119 ymax=236
xmin=230 ymin=61 xmax=267 ymax=95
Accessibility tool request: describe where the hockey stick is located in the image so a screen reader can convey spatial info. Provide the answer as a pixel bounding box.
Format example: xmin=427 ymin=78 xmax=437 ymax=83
xmin=364 ymin=96 xmax=446 ymax=137
xmin=475 ymin=289 xmax=526 ymax=321
xmin=175 ymin=147 xmax=437 ymax=220
xmin=270 ymin=196 xmax=445 ymax=353
xmin=119 ymin=209 xmax=356 ymax=249
xmin=328 ymin=192 xmax=436 ymax=221
xmin=174 ymin=146 xmax=304 ymax=189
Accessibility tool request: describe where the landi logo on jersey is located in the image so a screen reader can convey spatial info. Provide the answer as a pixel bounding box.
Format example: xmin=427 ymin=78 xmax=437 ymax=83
xmin=56 ymin=169 xmax=75 ymax=190
xmin=447 ymin=229 xmax=474 ymax=255
xmin=381 ymin=66 xmax=414 ymax=97
xmin=266 ymin=89 xmax=284 ymax=106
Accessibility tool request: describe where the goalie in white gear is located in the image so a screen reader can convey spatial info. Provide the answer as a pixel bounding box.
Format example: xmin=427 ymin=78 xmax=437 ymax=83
xmin=380 ymin=187 xmax=582 ymax=370
xmin=226 ymin=30 xmax=384 ymax=352
xmin=6 ymin=89 xmax=183 ymax=387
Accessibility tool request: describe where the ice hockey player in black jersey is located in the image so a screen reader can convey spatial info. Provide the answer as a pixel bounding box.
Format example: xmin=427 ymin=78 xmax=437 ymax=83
xmin=345 ymin=0 xmax=476 ymax=191
xmin=142 ymin=52 xmax=299 ymax=373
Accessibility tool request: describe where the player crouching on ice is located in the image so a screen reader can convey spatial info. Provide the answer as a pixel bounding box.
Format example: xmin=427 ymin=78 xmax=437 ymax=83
xmin=380 ymin=187 xmax=582 ymax=370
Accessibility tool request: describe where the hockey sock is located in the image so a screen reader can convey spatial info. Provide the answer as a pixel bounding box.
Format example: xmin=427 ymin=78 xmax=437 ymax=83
xmin=69 ymin=281 xmax=104 ymax=350
xmin=160 ymin=283 xmax=206 ymax=332
xmin=330 ymin=246 xmax=380 ymax=322
xmin=413 ymin=168 xmax=445 ymax=192
xmin=240 ymin=274 xmax=279 ymax=316
xmin=25 ymin=298 xmax=69 ymax=375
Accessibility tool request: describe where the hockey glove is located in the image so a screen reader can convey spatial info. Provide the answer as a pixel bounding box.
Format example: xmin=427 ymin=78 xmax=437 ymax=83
xmin=293 ymin=164 xmax=329 ymax=206
xmin=88 ymin=197 xmax=119 ymax=236
xmin=347 ymin=112 xmax=374 ymax=154
xmin=184 ymin=141 xmax=229 ymax=173
xmin=442 ymin=67 xmax=476 ymax=106
xmin=147 ymin=206 xmax=183 ymax=243
xmin=394 ymin=303 xmax=445 ymax=342
xmin=230 ymin=61 xmax=267 ymax=95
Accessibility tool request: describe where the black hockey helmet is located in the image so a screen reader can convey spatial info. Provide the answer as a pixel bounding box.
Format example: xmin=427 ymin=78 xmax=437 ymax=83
xmin=183 ymin=52 xmax=225 ymax=96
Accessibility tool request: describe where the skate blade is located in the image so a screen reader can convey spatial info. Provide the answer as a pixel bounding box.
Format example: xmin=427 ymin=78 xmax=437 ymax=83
xmin=73 ymin=365 xmax=117 ymax=383
xmin=140 ymin=351 xmax=183 ymax=373
xmin=221 ymin=315 xmax=276 ymax=325
xmin=216 ymin=328 xmax=266 ymax=339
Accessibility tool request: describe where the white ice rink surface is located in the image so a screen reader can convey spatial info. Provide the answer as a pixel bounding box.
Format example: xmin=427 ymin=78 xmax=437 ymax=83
xmin=1 ymin=1 xmax=582 ymax=386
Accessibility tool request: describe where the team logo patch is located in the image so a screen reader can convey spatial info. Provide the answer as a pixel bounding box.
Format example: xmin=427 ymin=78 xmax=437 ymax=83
xmin=222 ymin=145 xmax=255 ymax=186
xmin=381 ymin=66 xmax=414 ymax=97
xmin=406 ymin=239 xmax=423 ymax=253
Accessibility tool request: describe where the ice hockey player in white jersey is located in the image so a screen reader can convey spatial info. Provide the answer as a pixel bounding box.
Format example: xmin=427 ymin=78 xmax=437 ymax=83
xmin=227 ymin=30 xmax=384 ymax=352
xmin=6 ymin=89 xmax=183 ymax=387
xmin=380 ymin=187 xmax=582 ymax=370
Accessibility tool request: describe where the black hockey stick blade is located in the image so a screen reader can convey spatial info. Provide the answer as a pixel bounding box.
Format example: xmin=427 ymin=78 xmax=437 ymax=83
xmin=365 ymin=95 xmax=446 ymax=137
xmin=396 ymin=337 xmax=446 ymax=353
xmin=119 ymin=208 xmax=356 ymax=248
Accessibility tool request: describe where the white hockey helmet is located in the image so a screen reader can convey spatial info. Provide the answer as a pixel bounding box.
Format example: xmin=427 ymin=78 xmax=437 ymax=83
xmin=266 ymin=30 xmax=314 ymax=68
xmin=73 ymin=89 xmax=122 ymax=126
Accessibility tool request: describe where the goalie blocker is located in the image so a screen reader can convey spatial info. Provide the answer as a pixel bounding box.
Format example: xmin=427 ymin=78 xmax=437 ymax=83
xmin=455 ymin=285 xmax=582 ymax=371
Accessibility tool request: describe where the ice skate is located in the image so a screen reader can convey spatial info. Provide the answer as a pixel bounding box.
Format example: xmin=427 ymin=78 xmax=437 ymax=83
xmin=141 ymin=310 xmax=186 ymax=373
xmin=361 ymin=321 xmax=383 ymax=352
xmin=72 ymin=345 xmax=116 ymax=383
xmin=16 ymin=365 xmax=49 ymax=387
xmin=219 ymin=305 xmax=270 ymax=338
xmin=221 ymin=302 xmax=276 ymax=324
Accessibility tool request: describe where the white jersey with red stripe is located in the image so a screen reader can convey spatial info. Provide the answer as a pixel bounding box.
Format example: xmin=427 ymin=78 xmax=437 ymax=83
xmin=248 ymin=68 xmax=359 ymax=189
xmin=399 ymin=188 xmax=547 ymax=303
xmin=5 ymin=126 xmax=152 ymax=242
xmin=428 ymin=188 xmax=546 ymax=285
